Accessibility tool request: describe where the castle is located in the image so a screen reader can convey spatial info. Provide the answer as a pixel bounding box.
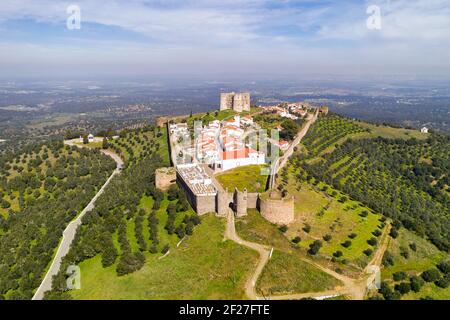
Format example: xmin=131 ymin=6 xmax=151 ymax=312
xmin=220 ymin=92 xmax=251 ymax=112
xmin=158 ymin=163 xmax=294 ymax=225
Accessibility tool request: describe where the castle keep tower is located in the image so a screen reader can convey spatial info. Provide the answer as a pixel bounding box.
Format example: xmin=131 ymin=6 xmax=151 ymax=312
xmin=220 ymin=92 xmax=251 ymax=112
xmin=220 ymin=93 xmax=234 ymax=111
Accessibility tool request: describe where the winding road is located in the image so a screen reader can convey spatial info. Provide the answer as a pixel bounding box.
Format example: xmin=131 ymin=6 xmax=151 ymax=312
xmin=32 ymin=143 xmax=123 ymax=300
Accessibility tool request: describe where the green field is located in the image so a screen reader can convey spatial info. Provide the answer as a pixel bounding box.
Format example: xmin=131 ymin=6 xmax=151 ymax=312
xmin=69 ymin=215 xmax=259 ymax=299
xmin=256 ymin=250 xmax=342 ymax=296
xmin=216 ymin=165 xmax=268 ymax=193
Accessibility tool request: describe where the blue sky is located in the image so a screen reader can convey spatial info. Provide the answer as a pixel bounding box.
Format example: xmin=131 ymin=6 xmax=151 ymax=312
xmin=1 ymin=0 xmax=449 ymax=78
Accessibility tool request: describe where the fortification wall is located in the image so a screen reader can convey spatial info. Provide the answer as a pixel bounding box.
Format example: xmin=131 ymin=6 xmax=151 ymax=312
xmin=247 ymin=192 xmax=259 ymax=209
xmin=216 ymin=189 xmax=230 ymax=217
xmin=196 ymin=195 xmax=217 ymax=215
xmin=234 ymin=188 xmax=248 ymax=217
xmin=260 ymin=194 xmax=294 ymax=225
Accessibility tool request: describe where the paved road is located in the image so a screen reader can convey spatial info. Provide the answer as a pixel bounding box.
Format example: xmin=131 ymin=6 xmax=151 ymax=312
xmin=32 ymin=144 xmax=123 ymax=300
xmin=268 ymin=110 xmax=318 ymax=189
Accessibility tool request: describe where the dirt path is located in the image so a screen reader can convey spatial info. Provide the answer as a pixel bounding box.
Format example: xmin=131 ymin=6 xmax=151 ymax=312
xmin=225 ymin=210 xmax=364 ymax=300
xmin=224 ymin=209 xmax=270 ymax=300
xmin=225 ymin=208 xmax=392 ymax=300
xmin=32 ymin=142 xmax=123 ymax=300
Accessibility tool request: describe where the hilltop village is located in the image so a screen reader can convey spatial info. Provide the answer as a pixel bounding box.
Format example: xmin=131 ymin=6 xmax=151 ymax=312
xmin=156 ymin=92 xmax=324 ymax=224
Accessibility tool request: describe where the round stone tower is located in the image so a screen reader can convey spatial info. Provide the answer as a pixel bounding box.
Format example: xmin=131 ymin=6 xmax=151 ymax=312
xmin=235 ymin=188 xmax=248 ymax=217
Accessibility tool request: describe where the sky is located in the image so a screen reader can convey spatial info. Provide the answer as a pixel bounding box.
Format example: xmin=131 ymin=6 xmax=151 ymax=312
xmin=1 ymin=0 xmax=450 ymax=79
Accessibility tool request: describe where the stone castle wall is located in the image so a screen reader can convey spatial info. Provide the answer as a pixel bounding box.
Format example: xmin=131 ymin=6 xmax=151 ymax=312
xmin=247 ymin=192 xmax=259 ymax=209
xmin=259 ymin=193 xmax=295 ymax=225
xmin=176 ymin=171 xmax=216 ymax=215
xmin=234 ymin=188 xmax=248 ymax=217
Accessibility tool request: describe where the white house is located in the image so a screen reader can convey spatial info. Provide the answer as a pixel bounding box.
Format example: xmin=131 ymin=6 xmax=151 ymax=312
xmin=214 ymin=148 xmax=265 ymax=171
xmin=88 ymin=134 xmax=94 ymax=143
xmin=421 ymin=127 xmax=429 ymax=133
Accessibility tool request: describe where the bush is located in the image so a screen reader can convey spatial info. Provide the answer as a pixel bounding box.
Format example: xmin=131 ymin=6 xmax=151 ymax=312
xmin=279 ymin=225 xmax=288 ymax=233
xmin=410 ymin=275 xmax=424 ymax=293
xmin=323 ymin=234 xmax=332 ymax=242
xmin=302 ymin=224 xmax=311 ymax=233
xmin=372 ymin=229 xmax=382 ymax=237
xmin=394 ymin=282 xmax=411 ymax=295
xmin=363 ymin=249 xmax=373 ymax=256
xmin=421 ymin=268 xmax=441 ymax=282
xmin=367 ymin=237 xmax=378 ymax=246
xmin=308 ymin=240 xmax=322 ymax=255
xmin=393 ymin=271 xmax=407 ymax=281
xmin=341 ymin=240 xmax=352 ymax=248
xmin=382 ymin=251 xmax=395 ymax=267
xmin=359 ymin=210 xmax=368 ymax=217
xmin=389 ymin=228 xmax=399 ymax=239
xmin=333 ymin=250 xmax=343 ymax=258
xmin=409 ymin=242 xmax=417 ymax=252
xmin=161 ymin=244 xmax=170 ymax=254
xmin=437 ymin=261 xmax=450 ymax=274
xmin=434 ymin=278 xmax=449 ymax=289
xmin=292 ymin=236 xmax=301 ymax=244
xmin=348 ymin=233 xmax=357 ymax=239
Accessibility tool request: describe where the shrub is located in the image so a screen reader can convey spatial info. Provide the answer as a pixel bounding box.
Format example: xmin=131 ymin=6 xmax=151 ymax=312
xmin=363 ymin=249 xmax=373 ymax=256
xmin=341 ymin=240 xmax=352 ymax=248
xmin=389 ymin=228 xmax=399 ymax=239
xmin=308 ymin=240 xmax=322 ymax=255
xmin=394 ymin=282 xmax=411 ymax=295
xmin=359 ymin=210 xmax=368 ymax=217
xmin=393 ymin=271 xmax=407 ymax=281
xmin=292 ymin=236 xmax=301 ymax=244
xmin=333 ymin=250 xmax=343 ymax=258
xmin=367 ymin=237 xmax=378 ymax=246
xmin=302 ymin=224 xmax=311 ymax=233
xmin=409 ymin=242 xmax=417 ymax=252
xmin=421 ymin=268 xmax=441 ymax=282
xmin=161 ymin=244 xmax=170 ymax=254
xmin=382 ymin=251 xmax=395 ymax=267
xmin=348 ymin=233 xmax=357 ymax=239
xmin=323 ymin=234 xmax=332 ymax=242
xmin=410 ymin=276 xmax=424 ymax=293
xmin=279 ymin=225 xmax=288 ymax=233
xmin=437 ymin=261 xmax=450 ymax=274
xmin=372 ymin=229 xmax=382 ymax=237
xmin=435 ymin=278 xmax=449 ymax=289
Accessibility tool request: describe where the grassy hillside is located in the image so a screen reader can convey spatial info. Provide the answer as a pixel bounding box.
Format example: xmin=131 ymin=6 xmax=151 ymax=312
xmin=236 ymin=209 xmax=344 ymax=293
xmin=257 ymin=250 xmax=341 ymax=296
xmin=69 ymin=215 xmax=259 ymax=299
